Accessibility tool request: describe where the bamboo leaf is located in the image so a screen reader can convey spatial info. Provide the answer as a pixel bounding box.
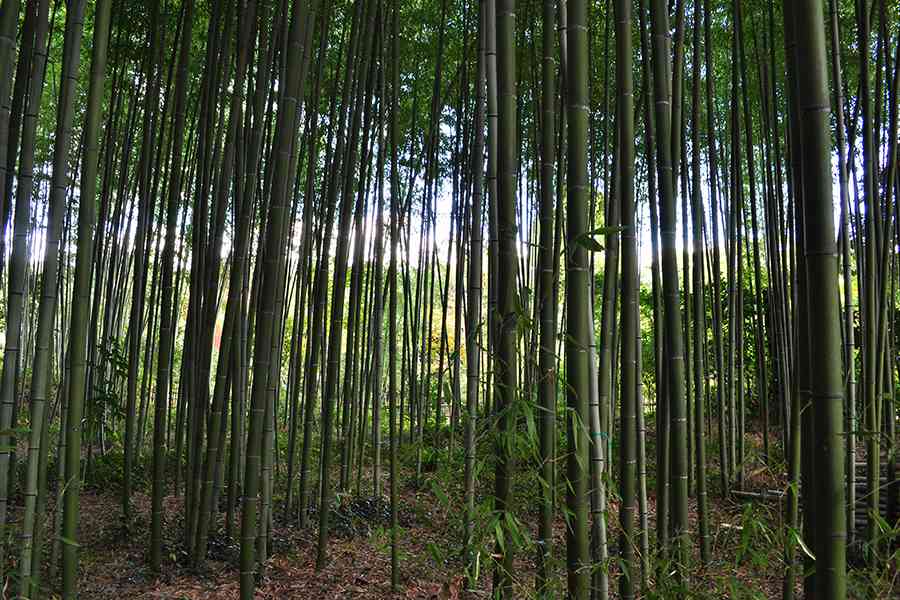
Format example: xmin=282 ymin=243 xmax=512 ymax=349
xmin=573 ymin=232 xmax=605 ymax=252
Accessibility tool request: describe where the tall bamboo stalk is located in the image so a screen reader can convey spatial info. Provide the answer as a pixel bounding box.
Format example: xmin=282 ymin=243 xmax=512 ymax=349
xmin=793 ymin=0 xmax=847 ymax=596
xmin=616 ymin=0 xmax=637 ymax=596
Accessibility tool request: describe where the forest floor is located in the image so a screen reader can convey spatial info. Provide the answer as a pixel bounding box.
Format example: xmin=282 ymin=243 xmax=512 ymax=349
xmin=23 ymin=421 xmax=897 ymax=599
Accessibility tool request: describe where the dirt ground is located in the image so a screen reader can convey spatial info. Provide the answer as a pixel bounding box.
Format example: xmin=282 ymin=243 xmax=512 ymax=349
xmin=16 ymin=426 xmax=897 ymax=599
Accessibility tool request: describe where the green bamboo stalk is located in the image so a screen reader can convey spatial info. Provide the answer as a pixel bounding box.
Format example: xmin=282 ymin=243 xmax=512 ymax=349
xmin=194 ymin=2 xmax=257 ymax=564
xmin=855 ymin=0 xmax=881 ymax=558
xmin=389 ymin=3 xmax=401 ymax=588
xmin=124 ymin=0 xmax=162 ymax=525
xmin=535 ymin=0 xmax=556 ymax=591
xmin=565 ymin=0 xmax=591 ymax=595
xmin=493 ymin=0 xmax=518 ymax=595
xmin=701 ymin=0 xmax=727 ymax=498
xmin=827 ymin=0 xmax=857 ymax=549
xmin=370 ymin=13 xmax=387 ymax=499
xmin=0 ymin=0 xmax=21 ymax=282
xmin=59 ymin=1 xmax=107 ymax=595
xmin=616 ymin=0 xmax=637 ymax=595
xmin=690 ymin=0 xmax=709 ymax=564
xmin=151 ymin=0 xmax=195 ymax=570
xmin=0 ymin=0 xmax=50 ymax=576
xmin=20 ymin=0 xmax=87 ymax=595
xmin=649 ymin=0 xmax=689 ymax=572
xmin=240 ymin=1 xmax=316 ymax=595
xmin=781 ymin=3 xmax=806 ymax=597
xmin=794 ymin=0 xmax=847 ymax=595
xmin=317 ymin=0 xmax=377 ymax=567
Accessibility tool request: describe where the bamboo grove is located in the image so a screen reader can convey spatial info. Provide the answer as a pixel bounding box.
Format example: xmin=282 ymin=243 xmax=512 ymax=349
xmin=0 ymin=0 xmax=895 ymax=598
